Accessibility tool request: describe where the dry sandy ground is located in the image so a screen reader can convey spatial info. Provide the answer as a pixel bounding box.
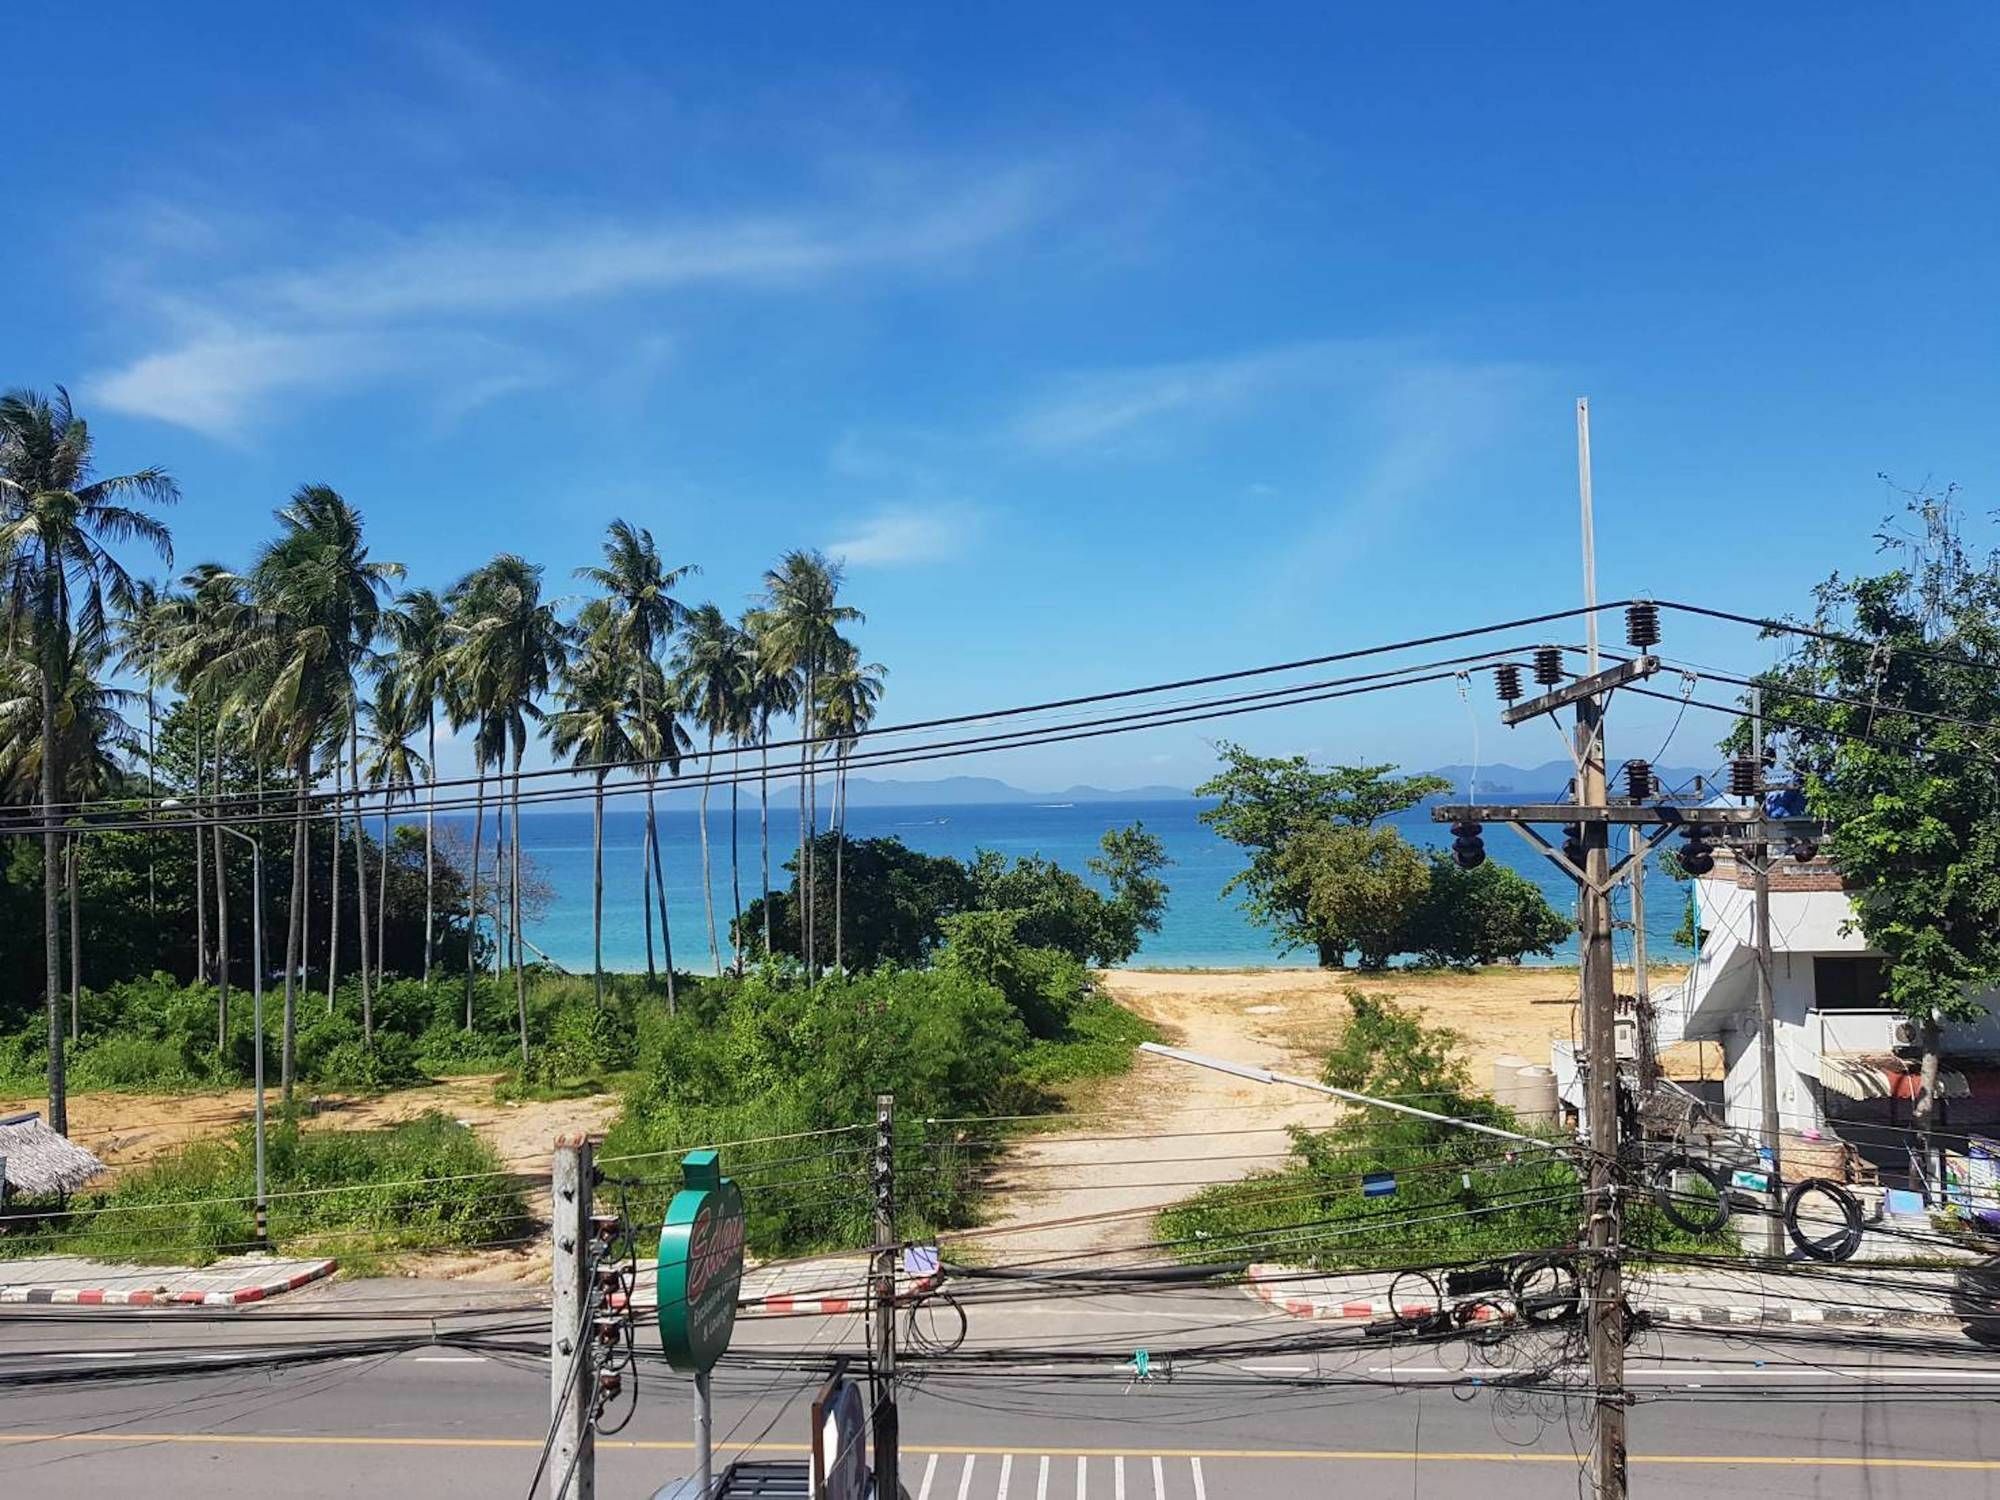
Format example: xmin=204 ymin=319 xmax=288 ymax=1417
xmin=0 ymin=1074 xmax=619 ymax=1177
xmin=965 ymin=964 xmax=1698 ymax=1263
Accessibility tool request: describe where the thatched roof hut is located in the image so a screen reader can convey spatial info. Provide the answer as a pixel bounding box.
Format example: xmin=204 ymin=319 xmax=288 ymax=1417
xmin=0 ymin=1111 xmax=107 ymax=1200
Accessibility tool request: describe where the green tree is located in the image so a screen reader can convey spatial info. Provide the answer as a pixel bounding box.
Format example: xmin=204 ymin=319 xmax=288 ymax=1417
xmin=816 ymin=645 xmax=885 ymax=972
xmin=1743 ymin=488 xmax=2000 ymax=1142
xmin=741 ymin=608 xmax=798 ymax=962
xmin=575 ymin=520 xmax=696 ymax=996
xmin=1197 ymin=743 xmax=1447 ymax=966
xmin=382 ymin=587 xmax=452 ymax=984
xmin=1409 ymin=855 xmax=1570 ymax=968
xmin=737 ymin=832 xmax=974 ymax=970
xmin=1088 ymin=821 xmax=1172 ymax=963
xmin=675 ymin=602 xmax=751 ymax=976
xmin=550 ymin=615 xmax=639 ymax=1006
xmin=1281 ymin=823 xmax=1431 ymax=969
xmin=0 ymin=386 xmax=175 ymax=1133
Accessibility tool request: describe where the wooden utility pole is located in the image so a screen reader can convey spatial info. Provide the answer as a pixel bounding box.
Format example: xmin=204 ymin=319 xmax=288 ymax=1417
xmin=871 ymin=1094 xmax=900 ymax=1500
xmin=551 ymin=1137 xmax=596 ymax=1500
xmin=1630 ymin=825 xmax=1658 ymax=1097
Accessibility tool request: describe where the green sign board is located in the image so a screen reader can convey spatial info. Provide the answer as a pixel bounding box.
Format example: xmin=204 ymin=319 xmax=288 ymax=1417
xmin=656 ymin=1149 xmax=746 ymax=1373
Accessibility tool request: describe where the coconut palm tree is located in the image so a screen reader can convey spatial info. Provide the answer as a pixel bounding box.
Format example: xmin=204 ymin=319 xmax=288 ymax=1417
xmin=673 ymin=603 xmax=750 ymax=976
xmin=447 ymin=555 xmax=567 ymax=1066
xmin=0 ymin=386 xmax=175 ymax=1134
xmin=816 ymin=648 xmax=885 ymax=974
xmin=360 ymin=683 xmax=426 ymax=1029
xmin=382 ymin=588 xmax=451 ymax=984
xmin=575 ymin=520 xmax=695 ymax=996
xmin=740 ymin=609 xmax=798 ymax=959
xmin=111 ymin=579 xmax=169 ymax=919
xmin=221 ymin=487 xmax=400 ymax=1098
xmin=624 ymin=652 xmax=692 ymax=1007
xmin=0 ymin=619 xmax=141 ymax=1034
xmin=753 ymin=551 xmax=860 ymax=979
xmin=551 ymin=606 xmax=639 ymax=1006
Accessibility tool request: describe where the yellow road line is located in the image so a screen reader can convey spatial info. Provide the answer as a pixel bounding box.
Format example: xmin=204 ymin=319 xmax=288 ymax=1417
xmin=0 ymin=1434 xmax=1997 ymax=1469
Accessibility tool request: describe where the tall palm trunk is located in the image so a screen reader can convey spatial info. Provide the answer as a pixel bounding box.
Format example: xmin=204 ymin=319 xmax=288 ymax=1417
xmin=834 ymin=755 xmax=847 ymax=974
xmin=351 ymin=724 xmax=373 ymax=1043
xmin=797 ymin=689 xmax=812 ymax=977
xmin=511 ymin=749 xmax=528 ymax=1069
xmin=759 ymin=733 xmax=772 ymax=956
xmin=213 ymin=731 xmax=230 ymax=1043
xmin=466 ymin=768 xmax=486 ymax=1030
xmin=729 ymin=745 xmax=743 ymax=975
xmin=423 ymin=705 xmax=437 ymax=985
xmin=649 ymin=799 xmax=676 ymax=1014
xmin=377 ymin=800 xmax=391 ymax=984
xmin=67 ymin=837 xmax=81 ymax=1040
xmin=282 ymin=765 xmax=307 ymax=1105
xmin=641 ymin=802 xmax=657 ymax=978
xmin=41 ymin=629 xmax=67 ymax=1135
xmin=145 ymin=654 xmax=157 ymax=918
xmin=698 ymin=728 xmax=720 ymax=975
xmin=326 ymin=753 xmax=341 ymax=1012
xmin=193 ymin=699 xmax=209 ymax=985
xmin=590 ymin=772 xmax=606 ymax=1007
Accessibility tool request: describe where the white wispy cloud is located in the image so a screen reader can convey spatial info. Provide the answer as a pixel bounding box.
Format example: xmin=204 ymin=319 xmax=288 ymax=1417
xmin=1011 ymin=341 xmax=1362 ymax=455
xmin=826 ymin=504 xmax=982 ymax=567
xmin=88 ymin=165 xmax=1060 ymax=437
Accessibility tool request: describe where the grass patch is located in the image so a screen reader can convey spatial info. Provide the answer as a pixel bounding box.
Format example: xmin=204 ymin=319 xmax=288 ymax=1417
xmin=0 ymin=1111 xmax=530 ymax=1266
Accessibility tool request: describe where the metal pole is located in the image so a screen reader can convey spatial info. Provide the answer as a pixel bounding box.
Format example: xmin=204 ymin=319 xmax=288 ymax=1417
xmin=1577 ymin=397 xmax=1599 ymax=673
xmin=871 ymin=1093 xmax=899 ymax=1500
xmin=551 ymin=1137 xmax=595 ymax=1500
xmin=1750 ymin=688 xmax=1784 ymax=1256
xmin=694 ymin=1369 xmax=713 ymax=1500
xmin=1578 ymin=689 xmax=1627 ymax=1500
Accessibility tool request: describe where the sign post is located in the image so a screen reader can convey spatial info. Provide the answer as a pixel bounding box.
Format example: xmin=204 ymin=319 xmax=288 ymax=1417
xmin=657 ymin=1149 xmax=747 ymax=1499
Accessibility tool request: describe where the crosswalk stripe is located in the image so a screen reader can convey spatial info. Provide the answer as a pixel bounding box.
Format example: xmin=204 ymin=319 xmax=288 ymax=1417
xmin=1153 ymin=1455 xmax=1166 ymax=1499
xmin=1190 ymin=1456 xmax=1207 ymax=1500
xmin=918 ymin=1453 xmax=939 ymax=1500
xmin=999 ymin=1453 xmax=1013 ymax=1500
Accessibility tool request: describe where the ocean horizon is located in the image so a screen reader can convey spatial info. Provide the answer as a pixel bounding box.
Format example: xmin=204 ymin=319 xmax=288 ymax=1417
xmin=443 ymin=796 xmax=1693 ymax=974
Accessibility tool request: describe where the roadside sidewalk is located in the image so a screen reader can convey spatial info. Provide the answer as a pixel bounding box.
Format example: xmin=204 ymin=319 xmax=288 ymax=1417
xmin=0 ymin=1253 xmax=336 ymax=1307
xmin=1246 ymin=1261 xmax=1965 ymax=1329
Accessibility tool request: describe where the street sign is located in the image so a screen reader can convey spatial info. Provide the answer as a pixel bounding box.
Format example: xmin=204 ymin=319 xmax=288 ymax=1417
xmin=657 ymin=1149 xmax=747 ymax=1374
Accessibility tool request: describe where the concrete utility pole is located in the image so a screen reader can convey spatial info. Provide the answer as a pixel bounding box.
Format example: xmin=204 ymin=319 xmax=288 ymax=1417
xmin=1749 ymin=689 xmax=1784 ymax=1257
xmin=551 ymin=1136 xmax=596 ymax=1500
xmin=870 ymin=1094 xmax=900 ymax=1500
xmin=1575 ymin=688 xmax=1628 ymax=1500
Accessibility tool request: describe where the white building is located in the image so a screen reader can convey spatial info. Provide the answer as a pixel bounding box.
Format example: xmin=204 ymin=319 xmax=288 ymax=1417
xmin=1652 ymin=850 xmax=2000 ymax=1139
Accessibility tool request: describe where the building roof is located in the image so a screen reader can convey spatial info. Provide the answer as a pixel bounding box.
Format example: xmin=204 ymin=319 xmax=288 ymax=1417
xmin=0 ymin=1112 xmax=107 ymax=1198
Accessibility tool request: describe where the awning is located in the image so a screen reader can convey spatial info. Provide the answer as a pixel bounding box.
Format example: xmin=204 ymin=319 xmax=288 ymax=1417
xmin=1812 ymin=1052 xmax=1971 ymax=1103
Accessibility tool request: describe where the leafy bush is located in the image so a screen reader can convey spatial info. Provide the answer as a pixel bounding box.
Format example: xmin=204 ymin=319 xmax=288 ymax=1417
xmin=0 ymin=1112 xmax=529 ymax=1266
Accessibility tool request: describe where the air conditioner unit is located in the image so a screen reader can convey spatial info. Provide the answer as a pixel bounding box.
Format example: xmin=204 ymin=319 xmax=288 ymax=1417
xmin=1891 ymin=1019 xmax=1919 ymax=1049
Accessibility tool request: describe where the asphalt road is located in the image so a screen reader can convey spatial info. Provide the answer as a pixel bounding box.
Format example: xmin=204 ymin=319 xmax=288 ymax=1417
xmin=4 ymin=1282 xmax=2000 ymax=1498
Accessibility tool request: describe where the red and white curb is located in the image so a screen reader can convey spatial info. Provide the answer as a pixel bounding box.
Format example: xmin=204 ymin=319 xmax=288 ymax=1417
xmin=0 ymin=1259 xmax=336 ymax=1307
xmin=740 ymin=1293 xmax=860 ymax=1317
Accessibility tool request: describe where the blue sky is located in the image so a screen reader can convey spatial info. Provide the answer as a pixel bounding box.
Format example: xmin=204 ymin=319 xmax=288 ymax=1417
xmin=6 ymin=5 xmax=1997 ymax=793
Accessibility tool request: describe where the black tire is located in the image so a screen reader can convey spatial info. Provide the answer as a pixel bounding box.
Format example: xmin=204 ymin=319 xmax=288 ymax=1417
xmin=1784 ymin=1178 xmax=1864 ymax=1263
xmin=1511 ymin=1254 xmax=1581 ymax=1325
xmin=1953 ymin=1258 xmax=2000 ymax=1347
xmin=1652 ymin=1153 xmax=1732 ymax=1235
xmin=1388 ymin=1269 xmax=1442 ymax=1327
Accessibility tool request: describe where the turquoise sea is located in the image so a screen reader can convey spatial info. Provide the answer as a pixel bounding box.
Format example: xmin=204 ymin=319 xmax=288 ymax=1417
xmin=475 ymin=796 xmax=1691 ymax=973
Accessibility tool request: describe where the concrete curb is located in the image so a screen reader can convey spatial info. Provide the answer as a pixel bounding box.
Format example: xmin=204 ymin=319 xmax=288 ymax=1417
xmin=1246 ymin=1264 xmax=1961 ymax=1330
xmin=0 ymin=1258 xmax=337 ymax=1308
xmin=740 ymin=1294 xmax=858 ymax=1318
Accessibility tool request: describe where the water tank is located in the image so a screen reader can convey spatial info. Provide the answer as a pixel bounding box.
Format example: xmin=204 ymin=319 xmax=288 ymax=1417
xmin=1490 ymin=1054 xmax=1532 ymax=1112
xmin=1514 ymin=1065 xmax=1560 ymax=1126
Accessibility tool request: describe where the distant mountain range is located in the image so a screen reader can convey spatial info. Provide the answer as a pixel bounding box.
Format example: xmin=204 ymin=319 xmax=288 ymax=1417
xmin=839 ymin=775 xmax=1190 ymax=807
xmin=839 ymin=761 xmax=1716 ymax=807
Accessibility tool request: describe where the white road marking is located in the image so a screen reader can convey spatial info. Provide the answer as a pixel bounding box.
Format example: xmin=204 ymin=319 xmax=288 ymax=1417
xmin=957 ymin=1454 xmax=976 ymax=1500
xmin=1037 ymin=1455 xmax=1049 ymax=1500
xmin=1243 ymin=1364 xmax=1312 ymax=1374
xmin=1115 ymin=1455 xmax=1126 ymax=1500
xmin=411 ymin=1356 xmax=486 ymax=1364
xmin=46 ymin=1352 xmax=139 ymax=1361
xmin=918 ymin=1453 xmax=939 ymax=1500
xmin=998 ymin=1453 xmax=1012 ymax=1500
xmin=1151 ymin=1454 xmax=1164 ymax=1499
xmin=1077 ymin=1454 xmax=1087 ymax=1500
xmin=1190 ymin=1457 xmax=1207 ymax=1500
